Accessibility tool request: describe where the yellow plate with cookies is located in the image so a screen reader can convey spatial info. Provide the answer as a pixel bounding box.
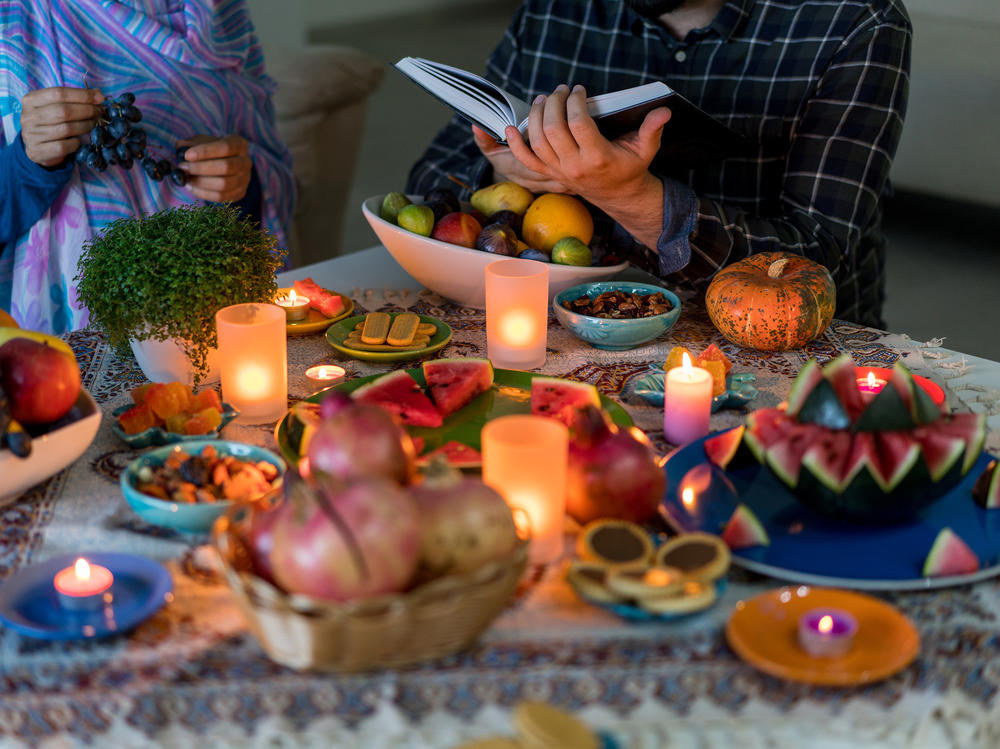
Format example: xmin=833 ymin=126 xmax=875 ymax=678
xmin=278 ymin=287 xmax=354 ymax=336
xmin=325 ymin=313 xmax=452 ymax=362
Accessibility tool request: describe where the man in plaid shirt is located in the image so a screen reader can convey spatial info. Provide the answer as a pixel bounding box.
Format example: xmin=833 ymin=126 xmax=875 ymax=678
xmin=407 ymin=0 xmax=911 ymax=328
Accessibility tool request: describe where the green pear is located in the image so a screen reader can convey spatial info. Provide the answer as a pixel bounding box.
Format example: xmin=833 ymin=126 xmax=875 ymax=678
xmin=470 ymin=181 xmax=534 ymax=218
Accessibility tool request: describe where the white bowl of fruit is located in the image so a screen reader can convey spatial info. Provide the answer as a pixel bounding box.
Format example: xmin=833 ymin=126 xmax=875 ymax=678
xmin=362 ymin=185 xmax=629 ymax=309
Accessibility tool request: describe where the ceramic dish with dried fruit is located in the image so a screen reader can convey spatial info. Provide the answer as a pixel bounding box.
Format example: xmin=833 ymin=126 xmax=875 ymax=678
xmin=120 ymin=440 xmax=285 ymax=534
xmin=552 ymin=282 xmax=681 ymax=350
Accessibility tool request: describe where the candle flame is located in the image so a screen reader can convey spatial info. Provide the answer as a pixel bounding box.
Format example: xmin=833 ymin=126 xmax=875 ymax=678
xmin=289 ymin=289 xmax=297 ymax=304
xmin=681 ymin=486 xmax=696 ymax=509
xmin=818 ymin=614 xmax=834 ymax=634
xmin=237 ymin=365 xmax=270 ymax=397
xmin=866 ymin=371 xmax=876 ymax=389
xmin=681 ymin=351 xmax=693 ymax=374
xmin=74 ymin=558 xmax=91 ymax=581
xmin=501 ymin=310 xmax=536 ymax=346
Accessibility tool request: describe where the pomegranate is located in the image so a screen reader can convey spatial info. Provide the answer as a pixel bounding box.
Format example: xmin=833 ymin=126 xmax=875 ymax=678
xmin=305 ymin=399 xmax=416 ymax=485
xmin=267 ymin=472 xmax=420 ymax=601
xmin=565 ymin=405 xmax=665 ymax=524
xmin=409 ymin=457 xmax=519 ymax=577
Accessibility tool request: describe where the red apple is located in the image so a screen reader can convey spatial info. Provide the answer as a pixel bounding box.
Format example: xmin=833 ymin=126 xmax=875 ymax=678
xmin=0 ymin=338 xmax=81 ymax=424
xmin=431 ymin=211 xmax=482 ymax=248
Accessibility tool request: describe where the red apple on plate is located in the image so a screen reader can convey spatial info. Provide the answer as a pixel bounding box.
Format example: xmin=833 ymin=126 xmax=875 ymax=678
xmin=431 ymin=212 xmax=482 ymax=248
xmin=0 ymin=338 xmax=81 ymax=424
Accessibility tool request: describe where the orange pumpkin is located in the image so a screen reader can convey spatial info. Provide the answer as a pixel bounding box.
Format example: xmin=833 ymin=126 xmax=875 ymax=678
xmin=705 ymin=252 xmax=836 ymax=351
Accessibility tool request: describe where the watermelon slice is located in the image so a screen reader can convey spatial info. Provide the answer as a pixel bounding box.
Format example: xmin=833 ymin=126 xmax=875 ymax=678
xmin=922 ymin=527 xmax=979 ymax=577
xmin=721 ymin=504 xmax=770 ymax=549
xmin=352 ymin=370 xmax=443 ymax=427
xmin=293 ymin=277 xmax=344 ymax=318
xmin=910 ymin=427 xmax=965 ymax=482
xmin=869 ymin=431 xmax=921 ymax=492
xmin=417 ymin=440 xmax=483 ymax=468
xmin=972 ymin=459 xmax=1000 ymax=509
xmin=744 ymin=408 xmax=795 ymax=462
xmin=765 ymin=423 xmax=828 ymax=488
xmin=422 ymin=358 xmax=494 ymax=419
xmin=822 ymin=355 xmax=867 ymax=423
xmin=530 ymin=377 xmax=600 ymax=427
xmin=934 ymin=412 xmax=987 ymax=474
xmin=703 ymin=426 xmax=746 ymax=470
xmin=799 ymin=429 xmax=858 ymax=493
xmin=286 ymin=401 xmax=323 ymax=455
xmin=785 ymin=359 xmax=823 ymax=418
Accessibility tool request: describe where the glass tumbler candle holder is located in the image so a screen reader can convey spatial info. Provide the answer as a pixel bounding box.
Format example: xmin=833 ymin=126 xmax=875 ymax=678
xmin=216 ymin=303 xmax=288 ymax=424
xmin=485 ymin=258 xmax=550 ymax=371
xmin=482 ymin=414 xmax=569 ymax=564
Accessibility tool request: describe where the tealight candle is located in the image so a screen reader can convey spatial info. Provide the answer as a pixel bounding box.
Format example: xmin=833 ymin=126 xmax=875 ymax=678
xmin=482 ymin=414 xmax=569 ymax=563
xmin=663 ymin=352 xmax=713 ymax=445
xmin=857 ymin=370 xmax=887 ymax=399
xmin=216 ymin=303 xmax=288 ymax=424
xmin=797 ymin=607 xmax=858 ymax=657
xmin=305 ymin=364 xmax=346 ymax=384
xmin=485 ymin=258 xmax=549 ymax=370
xmin=54 ymin=557 xmax=114 ymax=611
xmin=854 ymin=366 xmax=946 ymax=407
xmin=276 ymin=290 xmax=311 ymax=322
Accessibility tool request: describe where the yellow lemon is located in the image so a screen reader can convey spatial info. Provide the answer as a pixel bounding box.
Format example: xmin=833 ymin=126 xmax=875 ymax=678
xmin=521 ymin=193 xmax=594 ymax=253
xmin=0 ymin=309 xmax=18 ymax=328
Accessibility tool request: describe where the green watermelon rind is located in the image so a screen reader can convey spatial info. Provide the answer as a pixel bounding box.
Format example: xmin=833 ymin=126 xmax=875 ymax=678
xmin=287 ymin=401 xmax=322 ymax=456
xmin=922 ymin=527 xmax=980 ymax=577
xmin=784 ymin=359 xmax=823 ymax=418
xmin=972 ymin=460 xmax=1000 ymax=509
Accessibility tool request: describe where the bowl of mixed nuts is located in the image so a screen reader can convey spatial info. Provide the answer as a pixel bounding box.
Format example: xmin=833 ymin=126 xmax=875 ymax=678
xmin=553 ymin=281 xmax=682 ymax=350
xmin=120 ymin=440 xmax=285 ymax=534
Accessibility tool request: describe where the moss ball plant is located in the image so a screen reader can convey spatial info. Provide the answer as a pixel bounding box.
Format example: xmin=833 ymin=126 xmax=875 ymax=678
xmin=75 ymin=204 xmax=286 ymax=383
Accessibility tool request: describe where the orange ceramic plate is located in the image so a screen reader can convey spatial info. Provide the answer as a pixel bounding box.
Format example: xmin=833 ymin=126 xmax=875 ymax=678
xmin=725 ymin=586 xmax=920 ymax=686
xmin=277 ymin=287 xmax=354 ymax=336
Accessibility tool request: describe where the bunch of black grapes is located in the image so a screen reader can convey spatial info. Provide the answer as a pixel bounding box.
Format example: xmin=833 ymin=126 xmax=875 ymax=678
xmin=75 ymin=92 xmax=187 ymax=186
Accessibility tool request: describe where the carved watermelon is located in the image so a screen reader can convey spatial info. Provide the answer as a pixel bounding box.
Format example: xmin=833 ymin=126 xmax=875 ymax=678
xmin=922 ymin=527 xmax=979 ymax=577
xmin=740 ymin=354 xmax=984 ymax=523
xmin=352 ymin=370 xmax=443 ymax=428
xmin=422 ymin=358 xmax=494 ymax=419
xmin=530 ymin=377 xmax=600 ymax=427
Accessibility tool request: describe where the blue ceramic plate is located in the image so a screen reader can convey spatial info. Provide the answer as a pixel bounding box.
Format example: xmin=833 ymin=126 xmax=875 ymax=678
xmin=120 ymin=440 xmax=285 ymax=534
xmin=111 ymin=401 xmax=239 ymax=448
xmin=633 ymin=371 xmax=758 ymax=412
xmin=0 ymin=552 xmax=172 ymax=640
xmin=660 ymin=431 xmax=1000 ymax=590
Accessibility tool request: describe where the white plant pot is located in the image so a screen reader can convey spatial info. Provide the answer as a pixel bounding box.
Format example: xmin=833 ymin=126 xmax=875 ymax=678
xmin=130 ymin=336 xmax=221 ymax=385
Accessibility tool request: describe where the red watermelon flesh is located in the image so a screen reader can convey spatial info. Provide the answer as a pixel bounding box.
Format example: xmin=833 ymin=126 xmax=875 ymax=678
xmin=422 ymin=358 xmax=494 ymax=419
xmin=764 ymin=423 xmax=827 ymax=488
xmin=417 ymin=440 xmax=483 ymax=468
xmin=352 ymin=370 xmax=443 ymax=428
xmin=870 ymin=430 xmax=921 ymax=492
xmin=744 ymin=408 xmax=796 ymax=461
xmin=530 ymin=377 xmax=600 ymax=427
xmin=799 ymin=429 xmax=858 ymax=493
xmin=934 ymin=412 xmax=987 ymax=473
xmin=721 ymin=504 xmax=770 ymax=549
xmin=922 ymin=527 xmax=980 ymax=577
xmin=910 ymin=427 xmax=966 ymax=482
xmin=293 ymin=278 xmax=343 ymax=317
xmin=704 ymin=425 xmax=745 ymax=469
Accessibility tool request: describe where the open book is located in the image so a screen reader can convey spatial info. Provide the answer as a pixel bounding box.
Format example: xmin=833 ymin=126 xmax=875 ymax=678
xmin=395 ymin=56 xmax=747 ymax=170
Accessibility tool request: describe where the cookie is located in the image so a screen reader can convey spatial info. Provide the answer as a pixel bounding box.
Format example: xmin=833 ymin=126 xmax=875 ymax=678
xmin=605 ymin=565 xmax=684 ymax=600
xmin=653 ymin=532 xmax=730 ymax=583
xmin=576 ymin=519 xmax=653 ymax=569
xmin=636 ymin=579 xmax=717 ymax=615
xmin=566 ymin=561 xmax=625 ymax=604
xmin=513 ymin=701 xmax=600 ymax=749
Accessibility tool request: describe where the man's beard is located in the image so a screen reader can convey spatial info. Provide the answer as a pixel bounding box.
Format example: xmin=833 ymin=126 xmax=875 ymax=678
xmin=624 ymin=0 xmax=690 ymax=17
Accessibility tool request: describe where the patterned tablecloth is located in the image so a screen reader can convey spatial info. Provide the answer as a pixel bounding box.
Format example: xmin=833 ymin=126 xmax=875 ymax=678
xmin=2 ymin=284 xmax=999 ymax=749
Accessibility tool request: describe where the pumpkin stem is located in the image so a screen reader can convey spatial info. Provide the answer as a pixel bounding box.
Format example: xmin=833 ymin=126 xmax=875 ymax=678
xmin=767 ymin=258 xmax=791 ymax=279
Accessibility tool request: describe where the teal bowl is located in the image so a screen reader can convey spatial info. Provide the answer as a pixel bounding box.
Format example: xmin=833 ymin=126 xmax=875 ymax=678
xmin=120 ymin=440 xmax=285 ymax=534
xmin=553 ymin=281 xmax=682 ymax=350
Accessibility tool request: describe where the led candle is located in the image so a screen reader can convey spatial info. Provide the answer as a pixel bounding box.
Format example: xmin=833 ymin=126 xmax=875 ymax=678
xmin=485 ymin=259 xmax=549 ymax=370
xmin=276 ymin=289 xmax=311 ymax=321
xmin=216 ymin=303 xmax=288 ymax=424
xmin=482 ymin=414 xmax=569 ymax=563
xmin=54 ymin=557 xmax=114 ymax=611
xmin=798 ymin=607 xmax=858 ymax=657
xmin=663 ymin=352 xmax=713 ymax=445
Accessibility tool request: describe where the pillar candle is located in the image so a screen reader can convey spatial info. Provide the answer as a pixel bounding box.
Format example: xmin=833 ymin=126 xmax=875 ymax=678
xmin=216 ymin=303 xmax=288 ymax=424
xmin=485 ymin=258 xmax=549 ymax=370
xmin=482 ymin=414 xmax=569 ymax=563
xmin=663 ymin=352 xmax=713 ymax=445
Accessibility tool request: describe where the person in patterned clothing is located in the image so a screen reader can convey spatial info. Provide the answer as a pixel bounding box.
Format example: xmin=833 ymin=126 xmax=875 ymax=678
xmin=407 ymin=0 xmax=912 ymax=328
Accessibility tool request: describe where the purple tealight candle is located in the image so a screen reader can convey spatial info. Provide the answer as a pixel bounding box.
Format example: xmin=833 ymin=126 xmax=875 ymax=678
xmin=798 ymin=608 xmax=858 ymax=658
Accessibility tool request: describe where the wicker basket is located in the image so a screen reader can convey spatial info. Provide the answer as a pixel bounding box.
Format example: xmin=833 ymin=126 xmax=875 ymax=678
xmin=212 ymin=509 xmax=528 ymax=672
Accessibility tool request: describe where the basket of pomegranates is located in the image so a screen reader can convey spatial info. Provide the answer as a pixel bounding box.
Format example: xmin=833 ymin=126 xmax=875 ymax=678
xmin=211 ymin=391 xmax=527 ymax=672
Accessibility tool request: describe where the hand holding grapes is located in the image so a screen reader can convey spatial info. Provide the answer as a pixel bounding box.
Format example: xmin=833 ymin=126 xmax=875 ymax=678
xmin=20 ymin=87 xmax=104 ymax=167
xmin=176 ymin=135 xmax=253 ymax=203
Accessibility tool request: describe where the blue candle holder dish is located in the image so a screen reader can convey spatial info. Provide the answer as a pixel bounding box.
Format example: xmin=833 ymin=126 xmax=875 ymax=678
xmin=633 ymin=370 xmax=758 ymax=412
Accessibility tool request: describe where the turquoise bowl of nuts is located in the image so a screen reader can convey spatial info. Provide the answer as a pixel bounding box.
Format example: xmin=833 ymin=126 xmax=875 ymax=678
xmin=553 ymin=281 xmax=682 ymax=350
xmin=120 ymin=440 xmax=285 ymax=534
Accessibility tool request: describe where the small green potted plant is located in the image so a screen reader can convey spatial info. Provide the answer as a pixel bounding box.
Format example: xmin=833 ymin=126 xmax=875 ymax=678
xmin=75 ymin=204 xmax=286 ymax=385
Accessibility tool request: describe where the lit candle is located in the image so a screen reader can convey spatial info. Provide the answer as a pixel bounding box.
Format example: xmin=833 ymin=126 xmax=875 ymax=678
xmin=797 ymin=608 xmax=858 ymax=657
xmin=275 ymin=289 xmax=311 ymax=322
xmin=854 ymin=366 xmax=946 ymax=406
xmin=54 ymin=557 xmax=114 ymax=611
xmin=857 ymin=370 xmax=887 ymax=398
xmin=485 ymin=259 xmax=549 ymax=370
xmin=305 ymin=364 xmax=346 ymax=383
xmin=216 ymin=303 xmax=288 ymax=424
xmin=663 ymin=352 xmax=713 ymax=445
xmin=482 ymin=414 xmax=569 ymax=563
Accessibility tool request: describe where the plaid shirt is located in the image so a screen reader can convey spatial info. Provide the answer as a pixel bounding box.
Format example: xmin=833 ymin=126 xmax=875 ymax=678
xmin=407 ymin=0 xmax=912 ymax=328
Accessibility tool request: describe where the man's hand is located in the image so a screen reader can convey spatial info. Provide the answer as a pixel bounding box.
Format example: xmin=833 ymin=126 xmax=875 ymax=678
xmin=177 ymin=135 xmax=253 ymax=202
xmin=20 ymin=87 xmax=103 ymax=167
xmin=471 ymin=125 xmax=568 ymax=194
